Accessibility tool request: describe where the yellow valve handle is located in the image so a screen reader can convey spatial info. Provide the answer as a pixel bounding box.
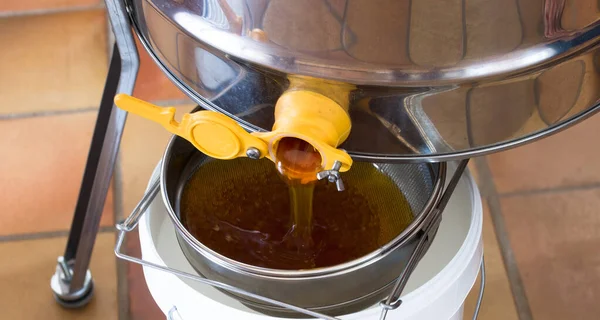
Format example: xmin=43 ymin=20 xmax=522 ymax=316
xmin=114 ymin=94 xmax=268 ymax=160
xmin=252 ymin=89 xmax=353 ymax=173
xmin=114 ymin=91 xmax=353 ymax=174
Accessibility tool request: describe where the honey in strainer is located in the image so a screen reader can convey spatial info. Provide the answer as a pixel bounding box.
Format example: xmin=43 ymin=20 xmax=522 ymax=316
xmin=180 ymin=157 xmax=414 ymax=270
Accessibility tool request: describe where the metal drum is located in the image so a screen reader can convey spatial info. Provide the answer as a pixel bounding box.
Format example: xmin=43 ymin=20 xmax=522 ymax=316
xmin=127 ymin=0 xmax=600 ymax=161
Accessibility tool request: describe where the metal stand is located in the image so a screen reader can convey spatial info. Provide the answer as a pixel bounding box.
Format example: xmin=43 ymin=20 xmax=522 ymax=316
xmin=51 ymin=0 xmax=139 ymax=308
xmin=50 ymin=0 xmax=485 ymax=315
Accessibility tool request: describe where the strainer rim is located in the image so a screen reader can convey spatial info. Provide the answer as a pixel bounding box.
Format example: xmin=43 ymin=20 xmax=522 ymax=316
xmin=160 ymin=135 xmax=446 ymax=279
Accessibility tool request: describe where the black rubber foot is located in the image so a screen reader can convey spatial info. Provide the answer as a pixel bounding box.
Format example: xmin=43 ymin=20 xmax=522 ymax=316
xmin=54 ymin=281 xmax=94 ymax=309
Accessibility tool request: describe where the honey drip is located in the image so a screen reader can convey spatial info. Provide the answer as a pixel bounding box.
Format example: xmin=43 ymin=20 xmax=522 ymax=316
xmin=274 ymin=137 xmax=323 ymax=184
xmin=274 ymin=137 xmax=322 ymax=253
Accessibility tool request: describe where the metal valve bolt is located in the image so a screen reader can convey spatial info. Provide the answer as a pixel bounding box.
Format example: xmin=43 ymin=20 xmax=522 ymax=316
xmin=317 ymin=160 xmax=345 ymax=191
xmin=246 ymin=147 xmax=261 ymax=159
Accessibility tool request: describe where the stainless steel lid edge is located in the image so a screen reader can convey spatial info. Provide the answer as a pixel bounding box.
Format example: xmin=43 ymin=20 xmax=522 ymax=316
xmin=129 ymin=0 xmax=600 ymax=161
xmin=135 ymin=0 xmax=600 ymax=85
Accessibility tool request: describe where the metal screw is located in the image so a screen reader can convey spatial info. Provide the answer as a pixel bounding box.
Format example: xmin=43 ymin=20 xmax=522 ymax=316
xmin=317 ymin=161 xmax=345 ymax=191
xmin=246 ymin=147 xmax=261 ymax=159
xmin=57 ymin=257 xmax=73 ymax=282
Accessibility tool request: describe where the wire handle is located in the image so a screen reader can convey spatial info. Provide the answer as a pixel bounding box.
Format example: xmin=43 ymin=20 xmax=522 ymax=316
xmin=378 ymin=159 xmax=474 ymax=320
xmin=117 ymin=178 xmax=160 ymax=232
xmin=165 ymin=260 xmax=485 ymax=320
xmin=472 ymin=258 xmax=486 ymax=320
xmin=167 ymin=306 xmax=182 ymax=320
xmin=114 ymin=181 xmax=340 ymax=320
xmin=116 ymin=159 xmax=484 ymax=320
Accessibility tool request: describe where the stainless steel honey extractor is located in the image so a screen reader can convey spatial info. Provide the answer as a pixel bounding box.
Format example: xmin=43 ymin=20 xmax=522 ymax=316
xmin=52 ymin=0 xmax=598 ymax=314
xmin=130 ymin=0 xmax=600 ymax=160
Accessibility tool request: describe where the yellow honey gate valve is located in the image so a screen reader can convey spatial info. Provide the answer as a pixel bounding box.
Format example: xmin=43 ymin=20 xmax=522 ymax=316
xmin=114 ymin=83 xmax=354 ymax=188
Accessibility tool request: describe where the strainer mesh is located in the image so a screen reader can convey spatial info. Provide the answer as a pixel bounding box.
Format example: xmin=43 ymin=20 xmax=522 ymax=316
xmin=176 ymin=155 xmax=437 ymax=247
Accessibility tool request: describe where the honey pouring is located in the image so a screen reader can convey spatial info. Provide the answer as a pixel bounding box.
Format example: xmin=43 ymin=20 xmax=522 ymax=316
xmin=179 ymin=156 xmax=413 ymax=270
xmin=114 ymin=78 xmax=413 ymax=270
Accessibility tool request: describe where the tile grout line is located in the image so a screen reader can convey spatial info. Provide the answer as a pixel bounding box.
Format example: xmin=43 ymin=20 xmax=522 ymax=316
xmin=474 ymin=157 xmax=534 ymax=320
xmin=499 ymin=181 xmax=600 ymax=198
xmin=0 ymin=100 xmax=194 ymax=121
xmin=0 ymin=226 xmax=115 ymax=243
xmin=0 ymin=107 xmax=100 ymax=120
xmin=0 ymin=3 xmax=106 ymax=19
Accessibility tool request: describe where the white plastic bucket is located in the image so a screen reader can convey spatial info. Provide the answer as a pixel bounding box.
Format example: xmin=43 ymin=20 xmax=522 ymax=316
xmin=136 ymin=163 xmax=483 ymax=320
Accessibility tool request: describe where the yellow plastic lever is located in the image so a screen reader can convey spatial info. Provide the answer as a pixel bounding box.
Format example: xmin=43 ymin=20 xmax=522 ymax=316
xmin=114 ymin=94 xmax=268 ymax=160
xmin=114 ymin=88 xmax=353 ymax=174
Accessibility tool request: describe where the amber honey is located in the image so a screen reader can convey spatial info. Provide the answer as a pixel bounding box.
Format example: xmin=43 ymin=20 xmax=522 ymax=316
xmin=274 ymin=137 xmax=322 ymax=183
xmin=180 ymin=156 xmax=414 ymax=270
xmin=274 ymin=137 xmax=322 ymax=249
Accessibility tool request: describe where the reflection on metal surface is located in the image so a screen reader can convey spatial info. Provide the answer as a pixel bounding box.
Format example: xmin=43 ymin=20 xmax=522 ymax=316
xmin=129 ymin=0 xmax=600 ymax=160
xmin=419 ymin=87 xmax=469 ymax=151
xmin=468 ymin=79 xmax=537 ymax=147
xmin=464 ymin=0 xmax=522 ymax=60
xmin=544 ymin=0 xmax=567 ymax=37
xmin=343 ymin=0 xmax=411 ymax=64
xmin=265 ymin=0 xmax=343 ymax=52
xmin=409 ymin=0 xmax=464 ymax=67
xmin=536 ymin=59 xmax=584 ymax=124
xmin=562 ymin=0 xmax=600 ymax=31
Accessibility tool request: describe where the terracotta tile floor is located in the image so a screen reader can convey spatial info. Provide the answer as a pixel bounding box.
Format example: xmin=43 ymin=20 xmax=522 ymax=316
xmin=464 ymin=201 xmax=518 ymax=320
xmin=1 ymin=3 xmax=600 ymax=320
xmin=0 ymin=112 xmax=114 ymax=236
xmin=0 ymin=0 xmax=101 ymax=13
xmin=0 ymin=10 xmax=109 ymax=115
xmin=500 ymin=189 xmax=600 ymax=320
xmin=487 ymin=112 xmax=600 ymax=194
xmin=0 ymin=233 xmax=118 ymax=319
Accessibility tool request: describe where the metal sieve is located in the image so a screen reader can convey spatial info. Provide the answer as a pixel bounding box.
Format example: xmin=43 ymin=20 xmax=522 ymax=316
xmin=159 ymin=134 xmax=446 ymax=317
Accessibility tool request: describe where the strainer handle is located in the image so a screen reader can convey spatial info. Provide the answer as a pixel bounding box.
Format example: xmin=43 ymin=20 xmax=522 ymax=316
xmin=472 ymin=257 xmax=486 ymax=320
xmin=119 ymin=160 xmax=485 ymax=320
xmin=117 ymin=178 xmax=160 ymax=232
xmin=114 ymin=183 xmax=341 ymax=320
xmin=379 ymin=159 xmax=487 ymax=320
xmin=167 ymin=306 xmax=182 ymax=320
xmin=163 ymin=261 xmax=486 ymax=320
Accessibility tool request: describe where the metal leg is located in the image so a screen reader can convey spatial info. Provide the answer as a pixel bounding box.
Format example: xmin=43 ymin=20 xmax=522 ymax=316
xmin=50 ymin=46 xmax=124 ymax=307
xmin=51 ymin=0 xmax=140 ymax=308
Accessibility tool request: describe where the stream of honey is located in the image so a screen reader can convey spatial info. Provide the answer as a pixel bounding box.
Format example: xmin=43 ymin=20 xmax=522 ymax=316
xmin=274 ymin=137 xmax=322 ymax=251
xmin=180 ymin=137 xmax=414 ymax=270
